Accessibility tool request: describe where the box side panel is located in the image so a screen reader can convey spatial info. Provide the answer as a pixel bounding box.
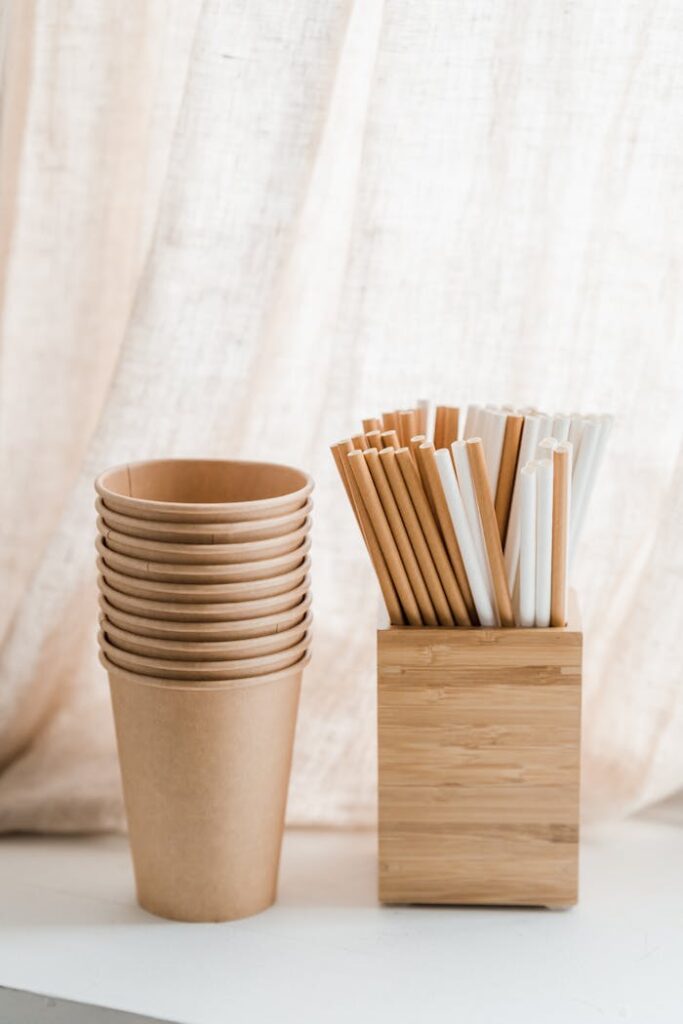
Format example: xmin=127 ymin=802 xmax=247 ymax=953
xmin=377 ymin=627 xmax=581 ymax=906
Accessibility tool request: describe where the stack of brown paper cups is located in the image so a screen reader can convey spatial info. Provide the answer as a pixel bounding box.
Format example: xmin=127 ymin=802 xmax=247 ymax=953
xmin=95 ymin=459 xmax=313 ymax=922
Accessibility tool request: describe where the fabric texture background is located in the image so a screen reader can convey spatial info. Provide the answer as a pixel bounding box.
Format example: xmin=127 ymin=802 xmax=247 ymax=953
xmin=0 ymin=0 xmax=681 ymax=831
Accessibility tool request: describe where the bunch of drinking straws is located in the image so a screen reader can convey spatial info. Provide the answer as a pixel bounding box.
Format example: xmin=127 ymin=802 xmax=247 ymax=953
xmin=331 ymin=403 xmax=612 ymax=628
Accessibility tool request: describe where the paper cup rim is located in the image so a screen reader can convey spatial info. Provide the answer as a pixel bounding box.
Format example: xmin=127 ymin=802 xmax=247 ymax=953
xmin=99 ymin=628 xmax=311 ymax=679
xmin=95 ymin=458 xmax=313 ymax=518
xmin=98 ymin=590 xmax=312 ymax=638
xmin=96 ymin=517 xmax=311 ymax=563
xmin=95 ymin=496 xmax=313 ymax=542
xmin=100 ymin=608 xmax=313 ymax=657
xmin=96 ymin=553 xmax=311 ymax=600
xmin=95 ymin=534 xmax=311 ymax=582
xmin=100 ymin=648 xmax=311 ymax=691
xmin=96 ymin=573 xmax=311 ymax=619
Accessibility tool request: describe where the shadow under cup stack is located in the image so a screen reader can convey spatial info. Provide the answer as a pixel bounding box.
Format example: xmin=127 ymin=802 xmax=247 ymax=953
xmin=95 ymin=459 xmax=313 ymax=923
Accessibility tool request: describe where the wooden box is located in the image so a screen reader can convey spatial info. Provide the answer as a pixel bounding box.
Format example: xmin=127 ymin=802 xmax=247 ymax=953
xmin=377 ymin=608 xmax=582 ymax=908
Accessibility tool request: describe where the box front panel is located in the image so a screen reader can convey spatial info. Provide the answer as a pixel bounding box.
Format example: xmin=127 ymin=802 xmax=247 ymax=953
xmin=377 ymin=626 xmax=582 ymax=906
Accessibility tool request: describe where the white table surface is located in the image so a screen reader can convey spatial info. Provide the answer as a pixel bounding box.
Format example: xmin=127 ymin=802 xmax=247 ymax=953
xmin=1 ymin=811 xmax=682 ymax=1024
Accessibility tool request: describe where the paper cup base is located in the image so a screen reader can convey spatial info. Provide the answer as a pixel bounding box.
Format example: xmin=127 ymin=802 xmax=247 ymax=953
xmin=107 ymin=662 xmax=304 ymax=923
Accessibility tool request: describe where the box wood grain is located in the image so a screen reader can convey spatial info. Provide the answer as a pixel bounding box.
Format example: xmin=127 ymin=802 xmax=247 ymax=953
xmin=377 ymin=613 xmax=582 ymax=908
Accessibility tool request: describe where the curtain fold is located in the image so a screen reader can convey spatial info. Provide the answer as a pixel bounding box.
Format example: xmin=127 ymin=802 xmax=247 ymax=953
xmin=0 ymin=0 xmax=681 ymax=831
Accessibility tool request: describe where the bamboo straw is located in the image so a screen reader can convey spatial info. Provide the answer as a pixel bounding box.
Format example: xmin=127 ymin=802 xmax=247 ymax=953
xmin=416 ymin=442 xmax=477 ymax=623
xmin=330 ymin=442 xmax=404 ymax=625
xmin=351 ymin=433 xmax=367 ymax=451
xmin=442 ymin=407 xmax=460 ymax=448
xmin=347 ymin=451 xmax=423 ymax=626
xmin=365 ymin=430 xmax=383 ymax=450
xmin=550 ymin=444 xmax=571 ymax=627
xmin=332 ymin=436 xmax=373 ymax=538
xmin=433 ymin=406 xmax=446 ymax=449
xmin=330 ymin=442 xmax=358 ymax=525
xmin=380 ymin=429 xmax=400 ymax=449
xmin=362 ymin=417 xmax=382 ymax=433
xmin=504 ymin=413 xmax=541 ymax=592
xmin=410 ymin=434 xmax=434 ymax=512
xmin=398 ymin=409 xmax=418 ymax=448
xmin=396 ymin=448 xmax=471 ymax=626
xmin=382 ymin=411 xmax=399 ymax=432
xmin=494 ymin=413 xmax=524 ymax=545
xmin=409 ymin=434 xmax=426 ymax=460
xmin=435 ymin=406 xmax=460 ymax=448
xmin=466 ymin=438 xmax=514 ymax=627
xmin=364 ymin=449 xmax=438 ymax=626
xmin=436 ymin=407 xmax=446 ymax=448
xmin=379 ymin=448 xmax=454 ymax=627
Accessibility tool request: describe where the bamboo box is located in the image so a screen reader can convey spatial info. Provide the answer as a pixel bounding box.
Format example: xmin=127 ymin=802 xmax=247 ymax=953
xmin=377 ymin=603 xmax=582 ymax=908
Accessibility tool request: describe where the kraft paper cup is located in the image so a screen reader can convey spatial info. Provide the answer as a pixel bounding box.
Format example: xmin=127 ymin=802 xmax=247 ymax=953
xmin=99 ymin=630 xmax=311 ymax=681
xmin=96 ymin=517 xmax=310 ymax=565
xmin=95 ymin=496 xmax=313 ymax=545
xmin=98 ymin=591 xmax=312 ymax=641
xmin=96 ymin=555 xmax=311 ymax=603
xmin=100 ymin=609 xmax=312 ymax=661
xmin=103 ymin=651 xmax=309 ymax=922
xmin=97 ymin=575 xmax=311 ymax=623
xmin=96 ymin=459 xmax=313 ymax=523
xmin=95 ymin=535 xmax=311 ymax=584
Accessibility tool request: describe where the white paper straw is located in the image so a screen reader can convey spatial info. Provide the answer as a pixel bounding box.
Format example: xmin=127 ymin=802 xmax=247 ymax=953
xmin=478 ymin=410 xmax=493 ymax=468
xmin=485 ymin=410 xmax=508 ymax=495
xmin=570 ymin=416 xmax=603 ymax=558
xmin=536 ymin=413 xmax=553 ymax=442
xmin=417 ymin=398 xmax=433 ymax=440
xmin=568 ymin=414 xmax=585 ymax=473
xmin=590 ymin=414 xmax=614 ymax=485
xmin=535 ymin=457 xmax=553 ymax=627
xmin=518 ymin=461 xmax=537 ymax=627
xmin=452 ymin=439 xmax=499 ymax=622
xmin=536 ymin=435 xmax=558 ymax=461
xmin=463 ymin=404 xmax=482 ymax=440
xmin=551 ymin=415 xmax=570 ymax=442
xmin=435 ymin=449 xmax=497 ymax=627
xmin=504 ymin=413 xmax=541 ymax=592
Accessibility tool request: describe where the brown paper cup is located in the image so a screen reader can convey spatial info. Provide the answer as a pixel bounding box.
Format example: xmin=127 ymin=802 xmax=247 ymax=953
xmin=100 ymin=609 xmax=312 ymax=661
xmin=98 ymin=591 xmax=311 ymax=641
xmin=99 ymin=630 xmax=311 ymax=681
xmin=95 ymin=496 xmax=313 ymax=545
xmin=104 ymin=651 xmax=309 ymax=922
xmin=95 ymin=459 xmax=313 ymax=522
xmin=95 ymin=535 xmax=311 ymax=584
xmin=97 ymin=575 xmax=311 ymax=623
xmin=96 ymin=517 xmax=310 ymax=565
xmin=96 ymin=554 xmax=311 ymax=603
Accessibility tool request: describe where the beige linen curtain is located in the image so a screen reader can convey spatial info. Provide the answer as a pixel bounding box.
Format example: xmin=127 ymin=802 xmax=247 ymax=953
xmin=0 ymin=0 xmax=681 ymax=831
